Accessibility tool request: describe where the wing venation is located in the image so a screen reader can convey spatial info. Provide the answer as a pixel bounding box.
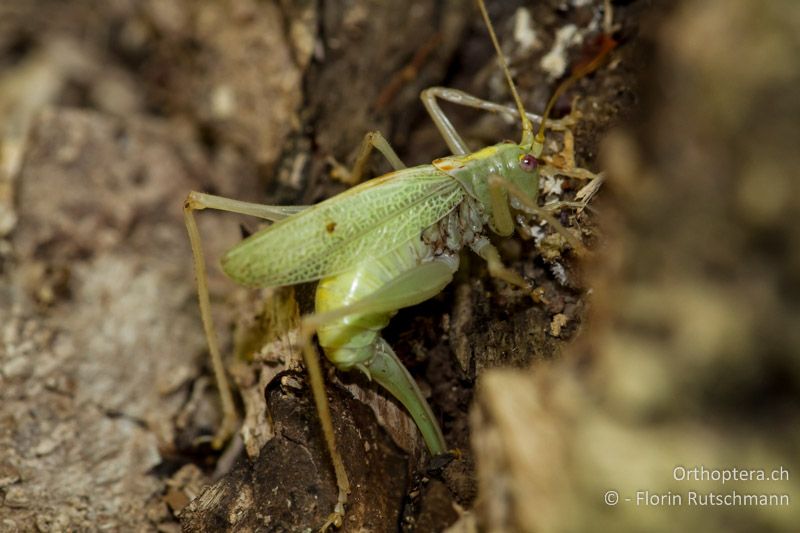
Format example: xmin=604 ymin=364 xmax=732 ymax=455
xmin=221 ymin=166 xmax=464 ymax=287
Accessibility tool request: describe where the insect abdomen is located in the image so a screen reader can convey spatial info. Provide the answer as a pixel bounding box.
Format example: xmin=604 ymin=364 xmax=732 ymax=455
xmin=315 ymin=238 xmax=433 ymax=369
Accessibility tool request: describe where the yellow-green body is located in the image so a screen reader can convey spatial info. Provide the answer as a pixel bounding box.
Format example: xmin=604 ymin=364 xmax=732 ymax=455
xmin=219 ymin=142 xmax=540 ymax=455
xmin=183 ymin=0 xmax=602 ymax=526
xmin=315 ymin=237 xmax=432 ymax=369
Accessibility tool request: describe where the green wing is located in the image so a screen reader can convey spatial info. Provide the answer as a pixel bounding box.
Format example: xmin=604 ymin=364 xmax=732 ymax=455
xmin=221 ymin=165 xmax=464 ymax=287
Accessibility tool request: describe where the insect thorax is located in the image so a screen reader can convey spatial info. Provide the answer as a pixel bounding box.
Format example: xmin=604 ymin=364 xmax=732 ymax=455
xmin=421 ymin=194 xmax=487 ymax=258
xmin=434 ymin=142 xmax=539 ymax=222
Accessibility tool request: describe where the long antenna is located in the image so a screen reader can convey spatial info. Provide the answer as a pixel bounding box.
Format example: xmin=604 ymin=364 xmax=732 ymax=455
xmin=477 ymin=0 xmax=534 ymax=149
xmin=535 ymin=32 xmax=617 ymax=143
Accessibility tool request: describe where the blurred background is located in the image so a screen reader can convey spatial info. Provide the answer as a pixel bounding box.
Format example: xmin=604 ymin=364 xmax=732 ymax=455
xmin=0 ymin=0 xmax=797 ymax=531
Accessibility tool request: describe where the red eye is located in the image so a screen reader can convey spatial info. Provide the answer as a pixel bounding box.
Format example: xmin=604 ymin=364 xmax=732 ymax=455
xmin=520 ymin=154 xmax=538 ymax=172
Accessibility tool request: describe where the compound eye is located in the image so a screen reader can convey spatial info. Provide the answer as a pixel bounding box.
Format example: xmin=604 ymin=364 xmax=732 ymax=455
xmin=519 ymin=154 xmax=538 ymax=172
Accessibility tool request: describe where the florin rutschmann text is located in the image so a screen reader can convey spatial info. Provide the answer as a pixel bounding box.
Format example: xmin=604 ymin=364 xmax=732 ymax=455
xmin=603 ymin=465 xmax=791 ymax=508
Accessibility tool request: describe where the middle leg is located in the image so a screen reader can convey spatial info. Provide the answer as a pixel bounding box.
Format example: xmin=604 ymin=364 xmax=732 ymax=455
xmin=329 ymin=130 xmax=407 ymax=185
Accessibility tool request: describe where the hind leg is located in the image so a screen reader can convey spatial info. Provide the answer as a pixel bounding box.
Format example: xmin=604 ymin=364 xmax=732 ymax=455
xmin=297 ymin=260 xmax=456 ymax=529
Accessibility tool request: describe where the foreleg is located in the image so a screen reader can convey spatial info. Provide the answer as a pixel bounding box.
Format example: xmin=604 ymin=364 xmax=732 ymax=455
xmin=421 ymin=87 xmax=576 ymax=155
xmin=487 ymin=174 xmax=588 ymax=256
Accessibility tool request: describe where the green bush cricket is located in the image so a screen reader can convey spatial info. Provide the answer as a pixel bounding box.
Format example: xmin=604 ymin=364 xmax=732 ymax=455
xmin=184 ymin=0 xmax=610 ymax=528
